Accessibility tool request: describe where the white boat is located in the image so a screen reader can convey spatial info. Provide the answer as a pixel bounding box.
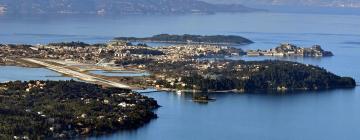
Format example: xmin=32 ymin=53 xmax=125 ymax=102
xmin=176 ymin=90 xmax=182 ymax=95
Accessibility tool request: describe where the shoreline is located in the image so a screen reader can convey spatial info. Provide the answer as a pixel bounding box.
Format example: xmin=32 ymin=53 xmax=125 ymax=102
xmin=1 ymin=62 xmax=356 ymax=93
xmin=115 ymin=40 xmax=253 ymax=46
xmin=150 ymin=86 xmax=357 ymax=94
xmin=0 ymin=80 xmax=159 ymax=139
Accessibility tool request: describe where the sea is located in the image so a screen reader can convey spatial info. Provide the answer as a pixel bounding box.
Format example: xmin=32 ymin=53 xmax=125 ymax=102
xmin=0 ymin=12 xmax=360 ymax=140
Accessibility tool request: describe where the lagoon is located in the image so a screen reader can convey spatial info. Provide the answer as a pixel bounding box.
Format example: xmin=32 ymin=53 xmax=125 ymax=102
xmin=0 ymin=66 xmax=71 ymax=82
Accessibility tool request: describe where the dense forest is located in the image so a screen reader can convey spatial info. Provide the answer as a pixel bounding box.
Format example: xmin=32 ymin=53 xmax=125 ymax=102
xmin=48 ymin=41 xmax=91 ymax=47
xmin=147 ymin=60 xmax=356 ymax=91
xmin=0 ymin=80 xmax=159 ymax=139
xmin=114 ymin=34 xmax=254 ymax=45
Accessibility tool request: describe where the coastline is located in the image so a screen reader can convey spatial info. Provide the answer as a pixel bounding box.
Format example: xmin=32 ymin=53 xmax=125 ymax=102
xmin=0 ymin=80 xmax=159 ymax=139
xmin=115 ymin=40 xmax=254 ymax=46
xmin=154 ymin=86 xmax=357 ymax=94
xmin=1 ymin=60 xmax=356 ymax=94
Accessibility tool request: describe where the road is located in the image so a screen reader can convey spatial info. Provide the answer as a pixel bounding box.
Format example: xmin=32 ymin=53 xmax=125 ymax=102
xmin=23 ymin=58 xmax=132 ymax=89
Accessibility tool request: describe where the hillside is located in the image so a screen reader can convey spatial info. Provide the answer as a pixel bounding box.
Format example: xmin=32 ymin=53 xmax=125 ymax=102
xmin=202 ymin=0 xmax=360 ymax=8
xmin=0 ymin=80 xmax=159 ymax=139
xmin=114 ymin=34 xmax=254 ymax=45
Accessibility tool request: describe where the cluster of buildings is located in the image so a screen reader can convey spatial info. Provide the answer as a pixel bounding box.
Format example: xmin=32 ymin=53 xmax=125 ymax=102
xmin=247 ymin=43 xmax=333 ymax=57
xmin=0 ymin=42 xmax=148 ymax=64
xmin=35 ymin=45 xmax=107 ymax=63
xmin=147 ymin=59 xmax=269 ymax=90
xmin=0 ymin=41 xmax=243 ymax=67
xmin=0 ymin=44 xmax=37 ymax=57
xmin=156 ymin=45 xmax=242 ymax=62
xmin=25 ymin=81 xmax=46 ymax=92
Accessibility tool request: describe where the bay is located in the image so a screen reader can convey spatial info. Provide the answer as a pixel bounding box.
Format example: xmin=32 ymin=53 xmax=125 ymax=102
xmin=1 ymin=12 xmax=359 ymax=140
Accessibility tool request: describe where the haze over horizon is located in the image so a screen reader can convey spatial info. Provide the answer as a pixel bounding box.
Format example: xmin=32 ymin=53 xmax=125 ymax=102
xmin=1 ymin=0 xmax=360 ymax=140
xmin=202 ymin=0 xmax=360 ymax=8
xmin=1 ymin=0 xmax=360 ymax=17
xmin=0 ymin=0 xmax=256 ymax=17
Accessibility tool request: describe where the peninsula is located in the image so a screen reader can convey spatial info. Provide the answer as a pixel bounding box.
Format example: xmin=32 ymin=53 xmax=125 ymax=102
xmin=0 ymin=80 xmax=159 ymax=139
xmin=114 ymin=34 xmax=254 ymax=45
xmin=0 ymin=39 xmax=355 ymax=92
xmin=146 ymin=60 xmax=355 ymax=92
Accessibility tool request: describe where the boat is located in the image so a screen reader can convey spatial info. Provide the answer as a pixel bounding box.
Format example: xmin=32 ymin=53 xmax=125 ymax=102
xmin=192 ymin=95 xmax=216 ymax=103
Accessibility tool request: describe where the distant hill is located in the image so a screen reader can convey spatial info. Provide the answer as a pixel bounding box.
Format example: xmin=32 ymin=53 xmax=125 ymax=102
xmin=202 ymin=0 xmax=360 ymax=15
xmin=202 ymin=0 xmax=360 ymax=8
xmin=0 ymin=0 xmax=259 ymax=17
xmin=114 ymin=34 xmax=254 ymax=45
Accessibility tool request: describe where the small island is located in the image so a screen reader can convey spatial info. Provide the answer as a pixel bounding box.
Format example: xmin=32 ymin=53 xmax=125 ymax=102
xmin=246 ymin=43 xmax=334 ymax=57
xmin=0 ymin=80 xmax=159 ymax=139
xmin=114 ymin=34 xmax=254 ymax=45
xmin=192 ymin=95 xmax=216 ymax=103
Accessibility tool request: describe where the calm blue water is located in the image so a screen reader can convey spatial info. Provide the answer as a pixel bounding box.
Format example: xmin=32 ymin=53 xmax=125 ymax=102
xmin=1 ymin=12 xmax=360 ymax=140
xmin=0 ymin=66 xmax=71 ymax=82
xmin=94 ymin=89 xmax=360 ymax=140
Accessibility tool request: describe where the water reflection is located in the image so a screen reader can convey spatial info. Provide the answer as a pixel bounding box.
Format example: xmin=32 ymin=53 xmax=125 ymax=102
xmin=91 ymin=87 xmax=359 ymax=140
xmin=0 ymin=66 xmax=71 ymax=82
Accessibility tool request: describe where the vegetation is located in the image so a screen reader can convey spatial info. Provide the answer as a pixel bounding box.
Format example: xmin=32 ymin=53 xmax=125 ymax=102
xmin=136 ymin=43 xmax=149 ymax=47
xmin=114 ymin=34 xmax=254 ymax=45
xmin=48 ymin=41 xmax=90 ymax=47
xmin=0 ymin=80 xmax=159 ymax=139
xmin=6 ymin=44 xmax=33 ymax=48
xmin=92 ymin=43 xmax=107 ymax=47
xmin=147 ymin=60 xmax=356 ymax=92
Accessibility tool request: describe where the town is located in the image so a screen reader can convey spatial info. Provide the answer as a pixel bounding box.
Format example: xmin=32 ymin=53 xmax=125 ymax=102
xmin=246 ymin=43 xmax=334 ymax=57
xmin=0 ymin=40 xmax=354 ymax=93
xmin=0 ymin=41 xmax=246 ymax=89
xmin=0 ymin=41 xmax=242 ymax=64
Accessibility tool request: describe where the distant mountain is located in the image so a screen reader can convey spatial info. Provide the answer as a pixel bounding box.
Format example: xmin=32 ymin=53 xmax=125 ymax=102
xmin=0 ymin=0 xmax=258 ymax=17
xmin=202 ymin=0 xmax=360 ymax=8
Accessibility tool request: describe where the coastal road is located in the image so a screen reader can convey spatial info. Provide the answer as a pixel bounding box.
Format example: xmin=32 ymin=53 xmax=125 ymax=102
xmin=22 ymin=58 xmax=132 ymax=89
